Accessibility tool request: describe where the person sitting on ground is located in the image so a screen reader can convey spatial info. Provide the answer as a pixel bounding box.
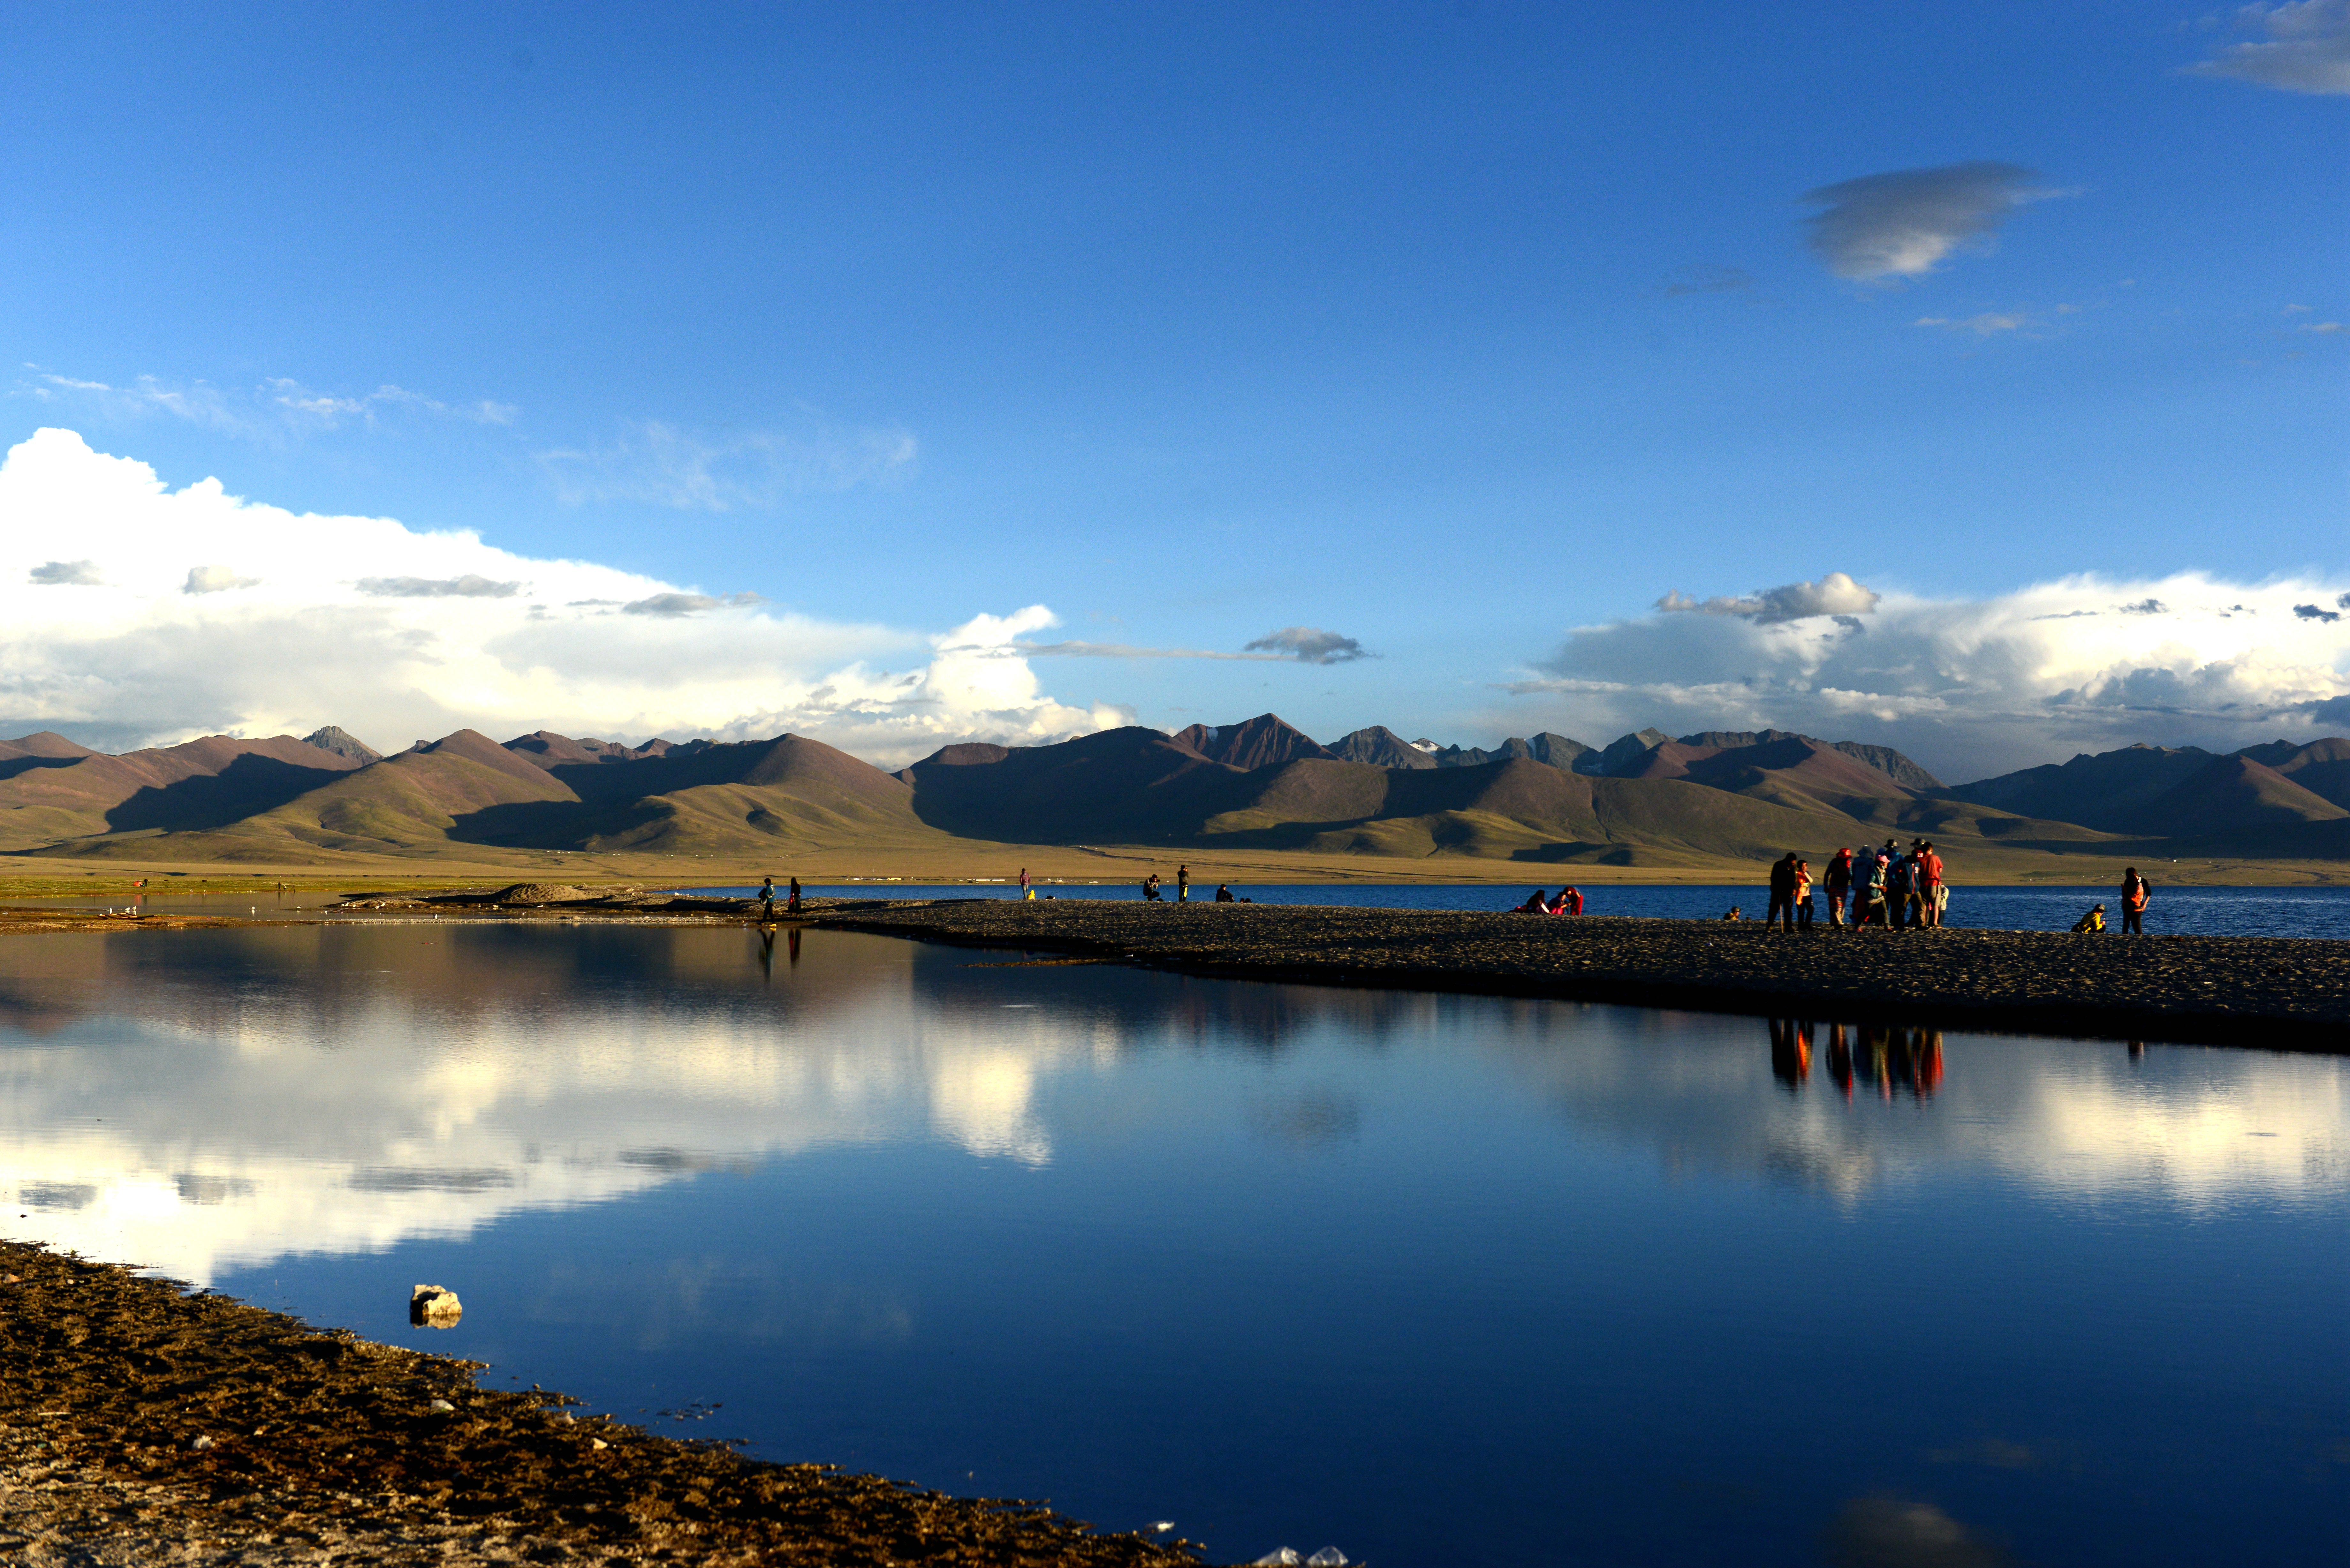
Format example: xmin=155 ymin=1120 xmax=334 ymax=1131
xmin=1518 ymin=889 xmax=1551 ymax=913
xmin=2120 ymin=867 xmax=2150 ymax=935
xmin=1214 ymin=883 xmax=1236 ymax=902
xmin=1722 ymin=906 xmax=1744 ymax=922
xmin=1142 ymin=873 xmax=1162 ymax=901
xmin=1560 ymin=885 xmax=1583 ymax=915
xmin=2072 ymin=903 xmax=2106 ymax=934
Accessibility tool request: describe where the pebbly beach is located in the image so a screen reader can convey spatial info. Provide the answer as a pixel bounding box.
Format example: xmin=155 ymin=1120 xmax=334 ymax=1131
xmin=798 ymin=898 xmax=2350 ymax=1052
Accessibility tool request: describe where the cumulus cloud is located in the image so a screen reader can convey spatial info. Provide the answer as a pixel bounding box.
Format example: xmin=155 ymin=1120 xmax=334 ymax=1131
xmin=0 ymin=428 xmax=1121 ymax=765
xmin=2186 ymin=0 xmax=2350 ymax=94
xmin=535 ymin=418 xmax=918 ymax=511
xmin=1656 ymin=572 xmax=1882 ymax=624
xmin=1243 ymin=626 xmax=1372 ymax=664
xmin=1801 ymin=163 xmax=2065 ymax=282
xmin=1509 ymin=571 xmax=2350 ymax=781
xmin=182 ymin=565 xmax=260 ymax=594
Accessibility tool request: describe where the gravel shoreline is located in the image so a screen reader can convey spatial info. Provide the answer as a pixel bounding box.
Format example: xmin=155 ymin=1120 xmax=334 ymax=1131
xmin=0 ymin=1243 xmax=1199 ymax=1567
xmin=805 ymin=900 xmax=2350 ymax=1051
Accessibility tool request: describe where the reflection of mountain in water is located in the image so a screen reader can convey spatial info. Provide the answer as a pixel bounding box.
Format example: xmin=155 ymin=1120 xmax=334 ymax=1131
xmin=1 ymin=926 xmax=2343 ymax=1281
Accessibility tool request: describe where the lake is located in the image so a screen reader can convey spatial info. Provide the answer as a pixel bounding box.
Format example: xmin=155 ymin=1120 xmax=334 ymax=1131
xmin=2 ymin=923 xmax=2343 ymax=1565
xmin=689 ymin=882 xmax=2350 ymax=940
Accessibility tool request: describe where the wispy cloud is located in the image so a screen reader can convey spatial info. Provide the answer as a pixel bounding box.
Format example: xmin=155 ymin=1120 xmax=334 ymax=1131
xmin=28 ymin=559 xmax=106 ymax=586
xmin=1914 ymin=311 xmax=2032 ymax=336
xmin=1800 ymin=163 xmax=2069 ymax=282
xmin=15 ymin=369 xmax=516 ymax=441
xmin=2185 ymin=0 xmax=2350 ymax=94
xmin=621 ymin=592 xmax=762 ymax=616
xmin=1662 ymin=264 xmax=1755 ymax=298
xmin=1245 ymin=626 xmax=1372 ymax=664
xmin=535 ymin=419 xmax=918 ymax=511
xmin=357 ymin=575 xmax=524 ymax=599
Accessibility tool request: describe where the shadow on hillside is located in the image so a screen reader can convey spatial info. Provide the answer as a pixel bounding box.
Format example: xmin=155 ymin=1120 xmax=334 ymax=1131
xmin=446 ymin=799 xmax=657 ymax=849
xmin=105 ymin=755 xmax=352 ymax=834
xmin=0 ymin=756 xmax=81 ymax=784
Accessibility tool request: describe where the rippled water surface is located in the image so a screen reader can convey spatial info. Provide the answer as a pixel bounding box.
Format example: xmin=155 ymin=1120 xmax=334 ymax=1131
xmin=3 ymin=924 xmax=2343 ymax=1565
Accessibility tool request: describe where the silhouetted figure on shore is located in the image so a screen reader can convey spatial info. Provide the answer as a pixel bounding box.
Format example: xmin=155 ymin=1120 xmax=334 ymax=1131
xmin=1518 ymin=889 xmax=1551 ymax=913
xmin=2121 ymin=867 xmax=2149 ymax=934
xmin=787 ymin=877 xmax=802 ymax=914
xmin=1177 ymin=863 xmax=1190 ymax=901
xmin=1215 ymin=883 xmax=1235 ymax=902
xmin=1142 ymin=874 xmax=1163 ymax=901
xmin=758 ymin=877 xmax=776 ymax=922
xmin=1766 ymin=853 xmax=1799 ymax=932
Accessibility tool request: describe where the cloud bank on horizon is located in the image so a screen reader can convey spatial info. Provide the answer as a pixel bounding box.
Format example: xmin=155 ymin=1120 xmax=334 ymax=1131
xmin=1512 ymin=571 xmax=2350 ymax=779
xmin=0 ymin=428 xmax=1125 ymax=763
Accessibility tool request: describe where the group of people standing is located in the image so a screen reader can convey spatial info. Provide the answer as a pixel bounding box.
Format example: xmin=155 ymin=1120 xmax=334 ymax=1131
xmin=1766 ymin=840 xmax=1947 ymax=933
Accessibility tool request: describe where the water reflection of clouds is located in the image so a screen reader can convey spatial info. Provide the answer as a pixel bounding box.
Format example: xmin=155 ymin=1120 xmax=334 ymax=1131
xmin=0 ymin=927 xmax=2343 ymax=1283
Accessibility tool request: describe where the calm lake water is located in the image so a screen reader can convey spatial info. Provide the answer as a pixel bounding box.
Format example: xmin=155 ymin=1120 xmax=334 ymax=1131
xmin=2 ymin=924 xmax=2343 ymax=1565
xmin=694 ymin=882 xmax=2350 ymax=940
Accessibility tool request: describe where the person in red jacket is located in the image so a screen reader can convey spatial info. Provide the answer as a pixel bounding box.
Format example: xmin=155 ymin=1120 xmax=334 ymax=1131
xmin=1916 ymin=841 xmax=1945 ymax=929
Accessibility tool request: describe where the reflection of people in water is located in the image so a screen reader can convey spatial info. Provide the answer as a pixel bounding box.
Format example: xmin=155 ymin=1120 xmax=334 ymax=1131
xmin=1769 ymin=1018 xmax=1813 ymax=1089
xmin=787 ymin=926 xmax=801 ymax=966
xmin=1777 ymin=1019 xmax=1937 ymax=1099
xmin=757 ymin=927 xmax=776 ymax=979
xmin=787 ymin=877 xmax=802 ymax=914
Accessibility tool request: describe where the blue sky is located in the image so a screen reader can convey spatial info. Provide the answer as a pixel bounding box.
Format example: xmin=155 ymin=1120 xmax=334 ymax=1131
xmin=1 ymin=2 xmax=2343 ymax=777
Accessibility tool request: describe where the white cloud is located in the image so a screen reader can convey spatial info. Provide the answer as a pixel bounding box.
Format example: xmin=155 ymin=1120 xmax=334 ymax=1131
xmin=1509 ymin=571 xmax=2350 ymax=781
xmin=1800 ymin=162 xmax=2068 ymax=282
xmin=1656 ymin=571 xmax=1882 ymax=624
xmin=534 ymin=418 xmax=918 ymax=511
xmin=16 ymin=370 xmax=516 ymax=441
xmin=2186 ymin=0 xmax=2350 ymax=94
xmin=183 ymin=565 xmax=260 ymax=594
xmin=0 ymin=428 xmax=1119 ymax=764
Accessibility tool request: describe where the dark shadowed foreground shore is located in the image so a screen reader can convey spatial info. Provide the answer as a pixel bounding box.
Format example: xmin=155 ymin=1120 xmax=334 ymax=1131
xmin=807 ymin=900 xmax=2350 ymax=1051
xmin=0 ymin=1243 xmax=1196 ymax=1566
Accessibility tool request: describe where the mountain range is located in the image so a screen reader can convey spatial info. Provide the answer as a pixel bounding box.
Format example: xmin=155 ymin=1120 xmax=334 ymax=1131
xmin=4 ymin=714 xmax=2343 ymax=870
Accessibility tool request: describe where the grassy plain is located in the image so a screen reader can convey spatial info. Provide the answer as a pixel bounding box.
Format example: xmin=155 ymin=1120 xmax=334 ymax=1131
xmin=3 ymin=838 xmax=2345 ymax=899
